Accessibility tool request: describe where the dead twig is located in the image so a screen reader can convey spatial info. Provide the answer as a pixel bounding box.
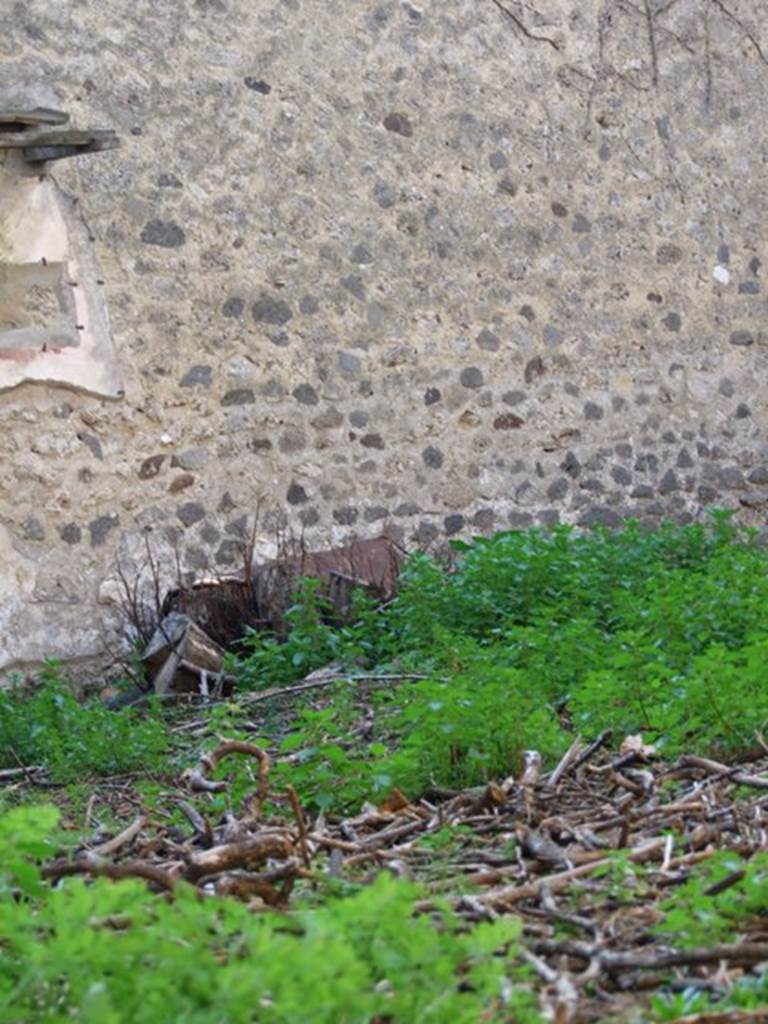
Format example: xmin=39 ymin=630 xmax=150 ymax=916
xmin=89 ymin=815 xmax=147 ymax=857
xmin=43 ymin=855 xmax=176 ymax=893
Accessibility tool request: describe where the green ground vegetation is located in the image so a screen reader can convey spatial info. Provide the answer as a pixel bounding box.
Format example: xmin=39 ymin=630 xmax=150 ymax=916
xmin=3 ymin=513 xmax=768 ymax=1021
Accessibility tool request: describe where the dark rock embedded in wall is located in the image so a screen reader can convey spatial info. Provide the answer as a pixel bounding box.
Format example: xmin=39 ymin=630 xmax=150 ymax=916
xmin=382 ymin=112 xmax=413 ymax=137
xmin=180 ymin=365 xmax=213 ymax=388
xmin=59 ymin=523 xmax=82 ymax=544
xmin=177 ymin=502 xmax=206 ymax=527
xmin=286 ymin=482 xmax=308 ymax=505
xmin=140 ymin=220 xmax=185 ymax=247
xmin=221 ymin=388 xmax=255 ymax=406
xmin=222 ymin=297 xmax=245 ymax=318
xmin=422 ymin=446 xmax=444 ymax=469
xmin=89 ymin=514 xmax=119 ymax=547
xmin=252 ymin=295 xmax=293 ymax=326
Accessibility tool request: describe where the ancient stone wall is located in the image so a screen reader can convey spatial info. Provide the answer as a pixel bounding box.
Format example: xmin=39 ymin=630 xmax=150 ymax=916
xmin=2 ymin=0 xmax=768 ymax=672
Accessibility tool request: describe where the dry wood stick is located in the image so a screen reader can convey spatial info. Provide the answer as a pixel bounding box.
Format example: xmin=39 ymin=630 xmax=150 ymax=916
xmin=477 ymin=837 xmax=667 ymax=907
xmin=679 ymin=754 xmax=768 ymax=790
xmin=43 ymin=855 xmax=176 ymax=892
xmin=286 ymin=784 xmax=312 ymax=869
xmin=89 ymin=815 xmax=147 ymax=857
xmin=533 ymin=937 xmax=768 ymax=971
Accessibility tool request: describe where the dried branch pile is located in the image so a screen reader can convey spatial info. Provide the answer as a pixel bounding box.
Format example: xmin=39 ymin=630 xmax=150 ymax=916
xmin=39 ymin=733 xmax=768 ymax=1022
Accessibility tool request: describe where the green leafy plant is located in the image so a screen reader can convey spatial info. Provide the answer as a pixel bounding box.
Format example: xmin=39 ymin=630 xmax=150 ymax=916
xmin=0 ymin=662 xmax=168 ymax=782
xmin=234 ymin=512 xmax=768 ymax=810
xmin=0 ymin=804 xmax=540 ymax=1023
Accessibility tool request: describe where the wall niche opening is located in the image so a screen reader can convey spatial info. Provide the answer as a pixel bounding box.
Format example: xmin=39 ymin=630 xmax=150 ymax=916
xmin=0 ymin=105 xmax=121 ymax=397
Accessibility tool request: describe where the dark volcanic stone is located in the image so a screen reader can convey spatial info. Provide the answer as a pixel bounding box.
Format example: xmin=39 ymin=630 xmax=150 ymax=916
xmin=572 ymin=214 xmax=591 ymax=234
xmin=22 ymin=517 xmax=44 ymax=541
xmin=424 ymin=387 xmax=441 ymax=405
xmin=662 ymin=312 xmax=682 ymax=332
xmin=222 ymin=297 xmax=245 ymax=318
xmin=350 ymin=244 xmax=374 ymax=264
xmin=658 ymin=469 xmax=680 ymax=494
xmin=718 ymin=466 xmax=746 ymax=489
xmin=676 ymin=447 xmax=694 ymax=468
xmin=730 ymin=330 xmax=754 ymax=346
xmin=584 ymin=401 xmax=604 ymax=421
xmin=278 ymin=429 xmax=307 ymax=454
xmin=89 ymin=513 xmax=119 ymax=546
xmin=383 ymin=112 xmax=413 ymax=137
xmin=476 ymin=328 xmax=500 ymax=351
xmin=443 ymin=514 xmax=465 ymax=535
xmin=312 ymin=408 xmax=344 ymax=429
xmin=252 ymin=295 xmax=293 ymax=326
xmin=502 ymin=390 xmax=526 ymax=406
xmin=292 ymin=383 xmax=319 ymax=406
xmin=415 ymin=520 xmax=439 ymax=544
xmin=657 ymin=243 xmax=683 ymax=265
xmin=580 ymin=478 xmax=604 ymax=493
xmin=578 ymin=506 xmax=622 ymax=528
xmin=631 ymin=484 xmax=655 ymax=499
xmin=697 ymin=484 xmax=719 ymax=503
xmin=286 ymin=482 xmax=308 ymax=505
xmin=221 ymin=388 xmax=255 ymax=406
xmin=460 ymin=366 xmax=484 ymax=388
xmin=473 ymin=508 xmax=496 ymax=531
xmin=524 ymin=356 xmax=545 ymax=383
xmin=364 ymin=506 xmax=389 ymax=523
xmin=141 ymin=219 xmax=185 ymax=247
xmin=78 ymin=432 xmax=103 ymax=460
xmin=538 ymin=509 xmax=560 ymax=526
xmin=177 ymin=502 xmax=205 ymax=528
xmin=244 ymin=77 xmax=271 ymax=94
xmin=508 ymin=511 xmax=533 ymax=528
xmin=635 ymin=453 xmax=659 ymax=473
xmin=59 ymin=522 xmax=82 ymax=544
xmin=395 ymin=502 xmax=419 ymax=516
xmin=215 ymin=539 xmax=242 ymax=566
xmin=422 ymin=446 xmax=444 ymax=469
xmin=373 ymin=181 xmax=397 ymax=208
xmin=360 ymin=433 xmax=385 ymax=449
xmin=341 ymin=275 xmax=366 ymax=302
xmin=139 ymin=454 xmax=166 ymax=479
xmin=610 ymin=465 xmax=632 ymax=486
xmin=561 ymin=451 xmax=581 ymax=478
xmin=547 ymin=477 xmax=569 ymax=500
xmin=180 ymin=364 xmax=212 ymax=388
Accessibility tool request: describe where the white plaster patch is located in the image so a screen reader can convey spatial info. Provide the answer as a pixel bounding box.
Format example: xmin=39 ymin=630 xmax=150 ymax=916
xmin=713 ymin=265 xmax=730 ymax=284
xmin=0 ymin=152 xmax=122 ymax=398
